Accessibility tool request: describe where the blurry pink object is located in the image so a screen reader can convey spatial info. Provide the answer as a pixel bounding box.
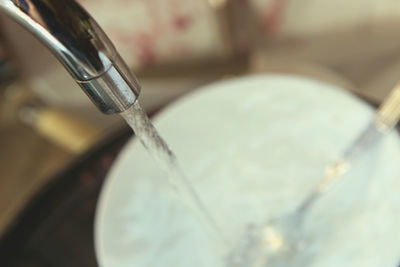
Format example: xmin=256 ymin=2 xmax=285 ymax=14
xmin=78 ymin=0 xmax=225 ymax=68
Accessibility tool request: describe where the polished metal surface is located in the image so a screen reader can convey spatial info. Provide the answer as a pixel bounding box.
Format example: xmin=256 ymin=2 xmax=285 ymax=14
xmin=0 ymin=0 xmax=140 ymax=114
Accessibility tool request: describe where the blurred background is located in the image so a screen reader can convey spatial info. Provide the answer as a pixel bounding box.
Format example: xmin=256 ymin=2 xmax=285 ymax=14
xmin=1 ymin=0 xmax=400 ymax=266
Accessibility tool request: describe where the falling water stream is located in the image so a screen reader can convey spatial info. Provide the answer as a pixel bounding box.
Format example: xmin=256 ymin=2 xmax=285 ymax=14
xmin=123 ymin=100 xmax=345 ymax=266
xmin=121 ymin=101 xmax=229 ymax=255
xmin=119 ymin=91 xmax=395 ymax=267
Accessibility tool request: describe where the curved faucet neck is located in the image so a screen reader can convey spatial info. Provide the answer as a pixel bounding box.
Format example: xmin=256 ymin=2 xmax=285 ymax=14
xmin=0 ymin=0 xmax=140 ymax=114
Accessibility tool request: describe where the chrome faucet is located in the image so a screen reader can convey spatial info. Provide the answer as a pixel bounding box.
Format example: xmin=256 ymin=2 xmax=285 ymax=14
xmin=0 ymin=0 xmax=140 ymax=114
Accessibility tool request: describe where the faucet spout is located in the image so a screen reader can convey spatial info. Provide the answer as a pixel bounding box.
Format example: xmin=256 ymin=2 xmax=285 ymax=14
xmin=0 ymin=0 xmax=140 ymax=114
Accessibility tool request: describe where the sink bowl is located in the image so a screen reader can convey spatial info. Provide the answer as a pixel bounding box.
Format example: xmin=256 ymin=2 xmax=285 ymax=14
xmin=95 ymin=74 xmax=400 ymax=267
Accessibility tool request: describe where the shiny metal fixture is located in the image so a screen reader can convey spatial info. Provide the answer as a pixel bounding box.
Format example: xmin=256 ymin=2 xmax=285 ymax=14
xmin=0 ymin=0 xmax=140 ymax=114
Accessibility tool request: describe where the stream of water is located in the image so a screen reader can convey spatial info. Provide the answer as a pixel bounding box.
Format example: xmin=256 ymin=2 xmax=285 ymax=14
xmin=121 ymin=101 xmax=228 ymax=254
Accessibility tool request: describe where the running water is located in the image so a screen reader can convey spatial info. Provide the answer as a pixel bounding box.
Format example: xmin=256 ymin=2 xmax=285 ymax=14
xmin=121 ymin=101 xmax=228 ymax=253
xmin=120 ymin=101 xmax=350 ymax=266
xmin=120 ymin=88 xmax=398 ymax=267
